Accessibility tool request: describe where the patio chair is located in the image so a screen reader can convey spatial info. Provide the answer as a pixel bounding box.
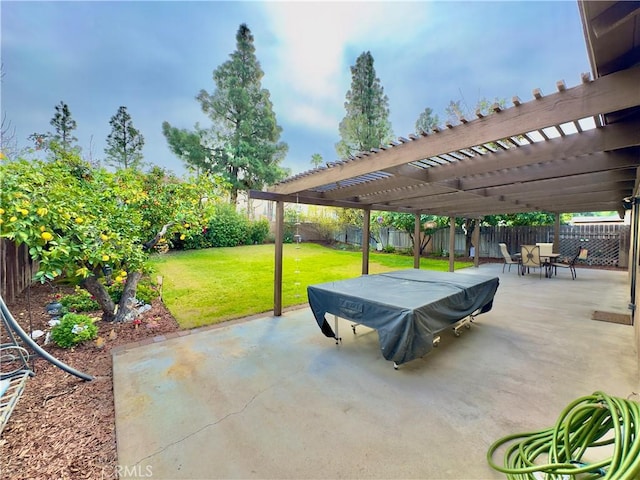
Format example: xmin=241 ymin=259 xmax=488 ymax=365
xmin=499 ymin=243 xmax=518 ymax=272
xmin=536 ymin=242 xmax=554 ymax=258
xmin=520 ymin=245 xmax=543 ymax=278
xmin=551 ymin=247 xmax=588 ymax=280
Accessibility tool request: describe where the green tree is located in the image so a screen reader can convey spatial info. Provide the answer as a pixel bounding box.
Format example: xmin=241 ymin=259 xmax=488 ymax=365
xmin=105 ymin=106 xmax=145 ymax=170
xmin=0 ymin=150 xmax=225 ymax=322
xmin=196 ymin=23 xmax=288 ymax=204
xmin=29 ymin=101 xmax=79 ymax=153
xmin=375 ymin=212 xmax=443 ymax=255
xmin=445 ymin=96 xmax=507 ymax=125
xmin=162 ymin=121 xmax=211 ymax=174
xmin=336 ymin=51 xmax=394 ymax=159
xmin=415 ymin=107 xmax=440 ymax=134
xmin=310 ymin=153 xmax=323 ymax=168
xmin=50 ymin=101 xmax=78 ymax=151
xmin=445 ymin=99 xmax=465 ymax=125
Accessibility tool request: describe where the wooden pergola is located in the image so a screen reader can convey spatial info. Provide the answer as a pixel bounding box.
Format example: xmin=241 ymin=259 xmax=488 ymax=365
xmin=250 ymin=0 xmax=640 ymax=316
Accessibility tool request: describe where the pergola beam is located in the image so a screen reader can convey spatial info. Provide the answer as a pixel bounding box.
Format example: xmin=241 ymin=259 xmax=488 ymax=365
xmin=315 ymin=121 xmax=640 ymax=205
xmin=270 ymin=65 xmax=640 ymax=195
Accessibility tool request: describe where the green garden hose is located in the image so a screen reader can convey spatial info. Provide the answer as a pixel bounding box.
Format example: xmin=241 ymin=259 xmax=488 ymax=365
xmin=487 ymin=391 xmax=640 ymax=479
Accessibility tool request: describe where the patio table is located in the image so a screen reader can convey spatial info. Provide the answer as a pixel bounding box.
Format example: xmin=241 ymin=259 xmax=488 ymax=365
xmin=307 ymin=269 xmax=499 ymax=368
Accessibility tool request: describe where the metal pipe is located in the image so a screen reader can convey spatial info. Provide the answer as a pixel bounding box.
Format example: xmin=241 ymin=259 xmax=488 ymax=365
xmin=0 ymin=296 xmax=94 ymax=381
xmin=630 ymin=197 xmax=638 ymax=322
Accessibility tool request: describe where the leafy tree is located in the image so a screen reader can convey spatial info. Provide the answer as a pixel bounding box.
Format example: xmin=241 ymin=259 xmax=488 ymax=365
xmin=310 ymin=153 xmax=323 ymax=168
xmin=375 ymin=212 xmax=443 ymax=255
xmin=105 ymin=106 xmax=145 ymax=170
xmin=415 ymin=107 xmax=440 ymax=134
xmin=336 ymin=51 xmax=394 ymax=159
xmin=445 ymin=96 xmax=507 ymax=125
xmin=445 ymin=99 xmax=466 ymax=125
xmin=196 ymin=23 xmax=288 ymax=204
xmin=0 ymin=150 xmax=225 ymax=322
xmin=492 ymin=213 xmax=555 ymax=226
xmin=162 ymin=121 xmax=212 ymax=174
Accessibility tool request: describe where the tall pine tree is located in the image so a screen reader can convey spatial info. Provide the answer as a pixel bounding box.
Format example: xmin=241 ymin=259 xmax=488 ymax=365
xmin=336 ymin=51 xmax=394 ymax=159
xmin=415 ymin=107 xmax=440 ymax=134
xmin=105 ymin=106 xmax=145 ymax=170
xmin=196 ymin=23 xmax=288 ymax=204
xmin=162 ymin=121 xmax=212 ymax=175
xmin=51 ymin=101 xmax=78 ymax=151
xmin=29 ymin=101 xmax=79 ymax=153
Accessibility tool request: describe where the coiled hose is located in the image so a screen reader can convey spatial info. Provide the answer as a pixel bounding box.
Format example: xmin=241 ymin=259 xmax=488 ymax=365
xmin=487 ymin=391 xmax=640 ymax=479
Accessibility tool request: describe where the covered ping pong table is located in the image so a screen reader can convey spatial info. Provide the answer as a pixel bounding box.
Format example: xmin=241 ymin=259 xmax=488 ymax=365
xmin=307 ymin=269 xmax=500 ymax=368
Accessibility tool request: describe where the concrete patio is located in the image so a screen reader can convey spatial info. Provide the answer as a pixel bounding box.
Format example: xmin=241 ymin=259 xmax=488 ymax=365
xmin=113 ymin=263 xmax=639 ymax=480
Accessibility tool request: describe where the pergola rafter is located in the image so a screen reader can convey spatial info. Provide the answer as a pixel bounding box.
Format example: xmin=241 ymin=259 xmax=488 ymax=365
xmin=250 ymin=0 xmax=640 ymax=317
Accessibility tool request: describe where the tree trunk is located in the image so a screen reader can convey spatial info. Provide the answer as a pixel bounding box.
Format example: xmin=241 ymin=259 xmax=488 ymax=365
xmin=114 ymin=271 xmax=143 ymax=323
xmin=464 ymin=219 xmax=475 ymax=255
xmin=81 ymin=275 xmax=116 ymax=322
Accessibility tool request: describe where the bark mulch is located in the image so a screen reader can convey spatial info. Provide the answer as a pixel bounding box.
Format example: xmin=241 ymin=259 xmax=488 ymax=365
xmin=1 ymin=283 xmax=181 ymax=480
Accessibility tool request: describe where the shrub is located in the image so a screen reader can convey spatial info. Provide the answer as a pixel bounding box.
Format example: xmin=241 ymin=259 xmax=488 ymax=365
xmin=206 ymin=204 xmax=250 ymax=247
xmin=51 ymin=313 xmax=98 ymax=348
xmin=108 ymin=277 xmax=158 ymax=305
xmin=59 ymin=288 xmax=99 ymax=313
xmin=248 ymin=218 xmax=270 ymax=245
xmin=383 ymin=244 xmax=396 ymax=253
xmin=59 ymin=277 xmax=158 ymax=311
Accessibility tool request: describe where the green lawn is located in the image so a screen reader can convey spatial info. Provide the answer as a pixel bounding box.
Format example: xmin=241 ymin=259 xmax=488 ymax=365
xmin=149 ymin=243 xmax=473 ymax=329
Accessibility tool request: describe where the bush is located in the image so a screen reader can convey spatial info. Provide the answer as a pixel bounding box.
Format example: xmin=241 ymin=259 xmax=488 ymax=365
xmin=59 ymin=288 xmax=99 ymax=313
xmin=51 ymin=313 xmax=98 ymax=348
xmin=383 ymin=244 xmax=396 ymax=253
xmin=108 ymin=277 xmax=159 ymax=305
xmin=248 ymin=218 xmax=270 ymax=244
xmin=59 ymin=277 xmax=159 ymax=311
xmin=206 ymin=204 xmax=249 ymax=247
xmin=172 ymin=205 xmax=270 ymax=250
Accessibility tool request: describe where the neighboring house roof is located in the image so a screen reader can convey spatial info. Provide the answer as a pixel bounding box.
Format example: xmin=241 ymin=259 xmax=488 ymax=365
xmin=252 ymin=1 xmax=640 ymax=218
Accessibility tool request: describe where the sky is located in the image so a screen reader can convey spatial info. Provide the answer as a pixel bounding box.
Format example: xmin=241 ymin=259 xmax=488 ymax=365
xmin=1 ymin=1 xmax=591 ymax=177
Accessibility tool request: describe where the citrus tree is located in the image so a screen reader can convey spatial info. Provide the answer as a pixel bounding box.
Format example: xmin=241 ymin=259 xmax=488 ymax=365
xmin=0 ymin=149 xmax=225 ymax=321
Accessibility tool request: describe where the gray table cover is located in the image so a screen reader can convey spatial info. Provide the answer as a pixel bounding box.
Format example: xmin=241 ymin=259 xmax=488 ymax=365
xmin=307 ymin=269 xmax=499 ymax=365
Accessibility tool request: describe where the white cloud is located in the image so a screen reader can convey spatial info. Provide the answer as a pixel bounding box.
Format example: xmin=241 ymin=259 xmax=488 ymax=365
xmin=260 ymin=2 xmax=431 ymax=132
xmin=284 ymin=102 xmax=340 ymax=132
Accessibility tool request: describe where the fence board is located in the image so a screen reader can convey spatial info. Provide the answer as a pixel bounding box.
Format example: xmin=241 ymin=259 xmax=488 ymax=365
xmin=0 ymin=240 xmax=37 ymax=303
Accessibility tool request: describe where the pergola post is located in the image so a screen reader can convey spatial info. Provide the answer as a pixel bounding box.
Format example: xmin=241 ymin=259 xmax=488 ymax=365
xmin=472 ymin=218 xmax=481 ymax=268
xmin=449 ymin=216 xmax=456 ymax=272
xmin=362 ymin=208 xmax=371 ymax=275
xmin=414 ymin=213 xmax=421 ymax=269
xmin=554 ymin=213 xmax=560 ymax=252
xmin=274 ymin=200 xmax=284 ymax=316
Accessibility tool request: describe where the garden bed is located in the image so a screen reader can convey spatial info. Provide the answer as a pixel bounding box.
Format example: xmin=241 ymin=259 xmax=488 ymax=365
xmin=0 ymin=283 xmax=180 ymax=479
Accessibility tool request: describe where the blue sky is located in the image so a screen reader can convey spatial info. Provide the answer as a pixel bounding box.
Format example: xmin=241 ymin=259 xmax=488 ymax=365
xmin=2 ymin=1 xmax=590 ymax=177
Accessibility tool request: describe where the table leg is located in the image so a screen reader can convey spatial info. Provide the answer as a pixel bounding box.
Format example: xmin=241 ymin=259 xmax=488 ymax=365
xmin=333 ymin=315 xmax=341 ymax=344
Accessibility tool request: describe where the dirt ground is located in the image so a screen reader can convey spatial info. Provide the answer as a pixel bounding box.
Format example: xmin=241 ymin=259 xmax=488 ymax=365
xmin=0 ymin=283 xmax=181 ymax=480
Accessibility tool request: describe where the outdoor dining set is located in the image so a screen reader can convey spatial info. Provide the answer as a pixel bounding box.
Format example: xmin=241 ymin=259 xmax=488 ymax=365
xmin=499 ymin=243 xmax=589 ymax=280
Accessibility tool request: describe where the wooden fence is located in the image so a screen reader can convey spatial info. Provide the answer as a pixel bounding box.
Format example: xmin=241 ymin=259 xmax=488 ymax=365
xmin=0 ymin=239 xmax=38 ymax=304
xmin=336 ymin=224 xmax=630 ymax=268
xmin=426 ymin=224 xmax=629 ymax=267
